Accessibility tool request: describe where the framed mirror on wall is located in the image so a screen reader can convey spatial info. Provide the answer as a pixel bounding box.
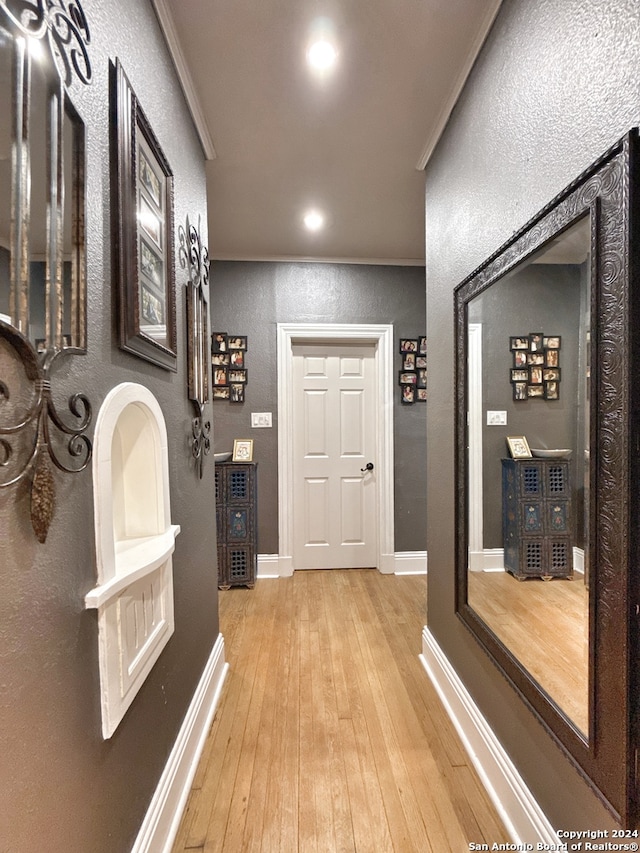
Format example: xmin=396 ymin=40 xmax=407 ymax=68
xmin=110 ymin=58 xmax=177 ymax=372
xmin=0 ymin=2 xmax=93 ymax=543
xmin=454 ymin=129 xmax=640 ymax=826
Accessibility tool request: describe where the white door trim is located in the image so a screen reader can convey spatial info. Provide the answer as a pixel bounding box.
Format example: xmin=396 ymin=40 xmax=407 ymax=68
xmin=277 ymin=323 xmax=395 ymax=575
xmin=468 ymin=323 xmax=484 ymax=571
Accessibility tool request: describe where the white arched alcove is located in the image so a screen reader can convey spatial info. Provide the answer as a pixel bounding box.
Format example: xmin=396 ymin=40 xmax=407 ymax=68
xmin=85 ymin=382 xmax=180 ymax=738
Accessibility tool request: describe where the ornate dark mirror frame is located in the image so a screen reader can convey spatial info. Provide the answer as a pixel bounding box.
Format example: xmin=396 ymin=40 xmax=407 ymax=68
xmin=179 ymin=215 xmax=211 ymax=478
xmin=454 ymin=130 xmax=640 ymax=825
xmin=0 ymin=1 xmax=93 ymax=543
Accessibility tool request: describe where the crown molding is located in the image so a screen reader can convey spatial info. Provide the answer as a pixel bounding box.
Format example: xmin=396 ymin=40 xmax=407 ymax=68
xmin=415 ymin=0 xmax=503 ymax=171
xmin=151 ymin=0 xmax=217 ymax=161
xmin=208 ymin=254 xmax=425 ymax=267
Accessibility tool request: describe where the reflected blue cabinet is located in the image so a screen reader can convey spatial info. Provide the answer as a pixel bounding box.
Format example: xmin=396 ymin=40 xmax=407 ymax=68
xmin=215 ymin=462 xmax=257 ymax=589
xmin=501 ymin=458 xmax=573 ymax=580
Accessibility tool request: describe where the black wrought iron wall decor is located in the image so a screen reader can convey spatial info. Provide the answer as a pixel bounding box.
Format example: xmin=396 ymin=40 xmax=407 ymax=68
xmin=0 ymin=0 xmax=93 ymax=542
xmin=179 ymin=215 xmax=211 ymax=478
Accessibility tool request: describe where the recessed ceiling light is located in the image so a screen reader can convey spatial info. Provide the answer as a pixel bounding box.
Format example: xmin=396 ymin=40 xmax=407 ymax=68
xmin=303 ymin=210 xmax=325 ymax=232
xmin=306 ymin=39 xmax=337 ymax=73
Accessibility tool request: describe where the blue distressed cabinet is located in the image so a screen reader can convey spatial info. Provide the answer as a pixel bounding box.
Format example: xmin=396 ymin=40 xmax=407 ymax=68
xmin=215 ymin=462 xmax=257 ymax=589
xmin=501 ymin=458 xmax=573 ymax=580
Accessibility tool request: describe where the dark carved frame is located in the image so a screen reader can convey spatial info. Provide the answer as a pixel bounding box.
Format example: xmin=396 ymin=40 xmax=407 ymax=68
xmin=110 ymin=58 xmax=177 ymax=371
xmin=454 ymin=130 xmax=639 ymax=826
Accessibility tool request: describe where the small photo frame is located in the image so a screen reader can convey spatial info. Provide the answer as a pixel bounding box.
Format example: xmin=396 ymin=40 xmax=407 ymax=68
xmin=545 ymin=381 xmax=560 ymax=400
xmin=228 ymin=336 xmax=247 ymax=351
xmin=513 ymin=382 xmax=527 ymax=401
xmin=213 ymin=368 xmax=228 ymax=386
xmin=233 ymin=438 xmax=253 ymax=462
xmin=544 ymin=336 xmax=561 ymax=349
xmin=400 ymin=384 xmax=415 ymax=404
xmin=213 ymin=386 xmax=230 ymax=400
xmin=527 ymin=352 xmax=544 ymax=366
xmin=212 ymin=352 xmax=230 ymax=366
xmin=230 ymin=383 xmax=245 ymax=403
xmin=418 ymin=336 xmax=427 ymax=355
xmin=230 ymin=350 xmax=245 ymax=367
xmin=545 ymin=349 xmax=559 ymax=367
xmin=399 ymin=371 xmax=417 ymax=385
xmin=228 ymin=368 xmax=247 ymax=384
xmin=511 ymin=369 xmax=529 ymax=382
xmin=543 ymin=367 xmax=560 ymax=382
xmin=417 ymin=369 xmax=427 ymax=389
xmin=530 ymin=366 xmax=543 ymax=385
xmin=513 ymin=351 xmax=527 ymax=367
xmin=509 ymin=336 xmax=529 ymax=350
xmin=402 ymin=352 xmax=416 ymax=370
xmin=527 ymin=384 xmax=544 ymax=398
xmin=399 ymin=338 xmax=418 ymax=353
xmin=506 ymin=435 xmax=532 ymax=459
xmin=415 ymin=355 xmax=427 ymax=369
xmin=416 ymin=387 xmax=427 ymax=402
xmin=212 ymin=332 xmax=228 ymax=353
xmin=529 ymin=332 xmax=544 ymax=352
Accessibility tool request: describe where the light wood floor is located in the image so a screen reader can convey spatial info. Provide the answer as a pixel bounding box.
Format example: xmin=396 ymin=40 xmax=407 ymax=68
xmin=468 ymin=570 xmax=588 ymax=735
xmin=172 ymin=570 xmax=510 ymax=852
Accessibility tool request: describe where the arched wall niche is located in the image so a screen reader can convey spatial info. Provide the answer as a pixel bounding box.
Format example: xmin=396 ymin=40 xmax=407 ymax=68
xmin=85 ymin=382 xmax=180 ymax=738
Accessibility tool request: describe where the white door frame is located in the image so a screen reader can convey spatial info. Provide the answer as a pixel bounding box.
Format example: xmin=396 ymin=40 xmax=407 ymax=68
xmin=277 ymin=323 xmax=395 ymax=576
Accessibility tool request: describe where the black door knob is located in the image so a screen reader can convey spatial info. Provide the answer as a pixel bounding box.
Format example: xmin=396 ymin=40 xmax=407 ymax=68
xmin=361 ymin=462 xmax=374 ymax=472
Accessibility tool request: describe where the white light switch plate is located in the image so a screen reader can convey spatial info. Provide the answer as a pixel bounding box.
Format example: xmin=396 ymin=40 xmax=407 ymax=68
xmin=486 ymin=410 xmax=507 ymax=426
xmin=251 ymin=412 xmax=272 ymax=428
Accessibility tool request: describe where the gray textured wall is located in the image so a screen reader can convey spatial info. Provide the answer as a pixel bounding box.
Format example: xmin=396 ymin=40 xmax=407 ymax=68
xmin=425 ymin=0 xmax=639 ymax=831
xmin=0 ymin=2 xmax=218 ymax=851
xmin=209 ymin=260 xmax=427 ymax=554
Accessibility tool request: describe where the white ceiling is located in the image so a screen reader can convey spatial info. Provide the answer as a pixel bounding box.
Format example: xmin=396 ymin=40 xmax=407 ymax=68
xmin=155 ymin=0 xmax=501 ymax=265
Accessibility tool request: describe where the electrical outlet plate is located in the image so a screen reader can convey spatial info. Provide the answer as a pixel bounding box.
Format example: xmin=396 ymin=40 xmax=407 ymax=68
xmin=251 ymin=412 xmax=272 ymax=428
xmin=486 ymin=410 xmax=507 ymax=426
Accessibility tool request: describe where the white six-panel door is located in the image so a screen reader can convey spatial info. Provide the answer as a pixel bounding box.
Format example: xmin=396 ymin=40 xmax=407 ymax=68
xmin=292 ymin=342 xmax=377 ymax=569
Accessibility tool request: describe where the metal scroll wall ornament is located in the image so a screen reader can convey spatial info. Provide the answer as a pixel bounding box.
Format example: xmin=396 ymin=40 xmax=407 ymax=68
xmin=178 ymin=216 xmax=211 ymax=478
xmin=0 ymin=0 xmax=92 ymax=542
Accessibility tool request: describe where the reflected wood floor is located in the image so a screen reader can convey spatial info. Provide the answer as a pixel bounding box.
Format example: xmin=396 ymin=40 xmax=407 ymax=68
xmin=172 ymin=570 xmax=509 ymax=852
xmin=468 ymin=570 xmax=588 ymax=735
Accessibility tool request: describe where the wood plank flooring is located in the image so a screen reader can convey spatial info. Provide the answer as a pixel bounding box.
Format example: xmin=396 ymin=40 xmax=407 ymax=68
xmin=468 ymin=570 xmax=588 ymax=735
xmin=171 ymin=570 xmax=510 ymax=852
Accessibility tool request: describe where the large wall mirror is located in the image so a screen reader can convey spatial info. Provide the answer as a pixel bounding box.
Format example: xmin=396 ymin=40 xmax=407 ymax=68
xmin=455 ymin=130 xmax=639 ymax=826
xmin=0 ymin=4 xmax=90 ymax=353
xmin=0 ymin=3 xmax=93 ymax=543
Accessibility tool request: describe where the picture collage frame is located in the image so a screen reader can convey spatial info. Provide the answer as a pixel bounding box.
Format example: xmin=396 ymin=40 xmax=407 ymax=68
xmin=212 ymin=333 xmax=248 ymax=402
xmin=510 ymin=333 xmax=561 ymax=401
xmin=398 ymin=336 xmax=427 ymax=404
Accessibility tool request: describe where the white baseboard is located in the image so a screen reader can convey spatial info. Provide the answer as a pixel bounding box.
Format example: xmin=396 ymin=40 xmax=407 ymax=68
xmin=258 ymin=551 xmax=427 ymax=577
xmin=394 ymin=551 xmax=428 ymax=575
xmin=131 ymin=633 xmax=229 ymax=853
xmin=469 ymin=548 xmax=504 ymax=572
xmin=573 ymin=547 xmax=585 ymax=575
xmin=419 ymin=627 xmax=557 ymax=846
xmin=257 ymin=554 xmax=281 ymax=578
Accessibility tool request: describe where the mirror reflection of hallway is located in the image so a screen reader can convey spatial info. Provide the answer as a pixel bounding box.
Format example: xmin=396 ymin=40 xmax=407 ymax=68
xmin=466 ymin=216 xmax=590 ymax=738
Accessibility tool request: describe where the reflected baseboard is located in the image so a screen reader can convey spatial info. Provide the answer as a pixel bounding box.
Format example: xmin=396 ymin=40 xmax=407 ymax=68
xmin=469 ymin=548 xmax=504 ymax=572
xmin=469 ymin=548 xmax=585 ymax=575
